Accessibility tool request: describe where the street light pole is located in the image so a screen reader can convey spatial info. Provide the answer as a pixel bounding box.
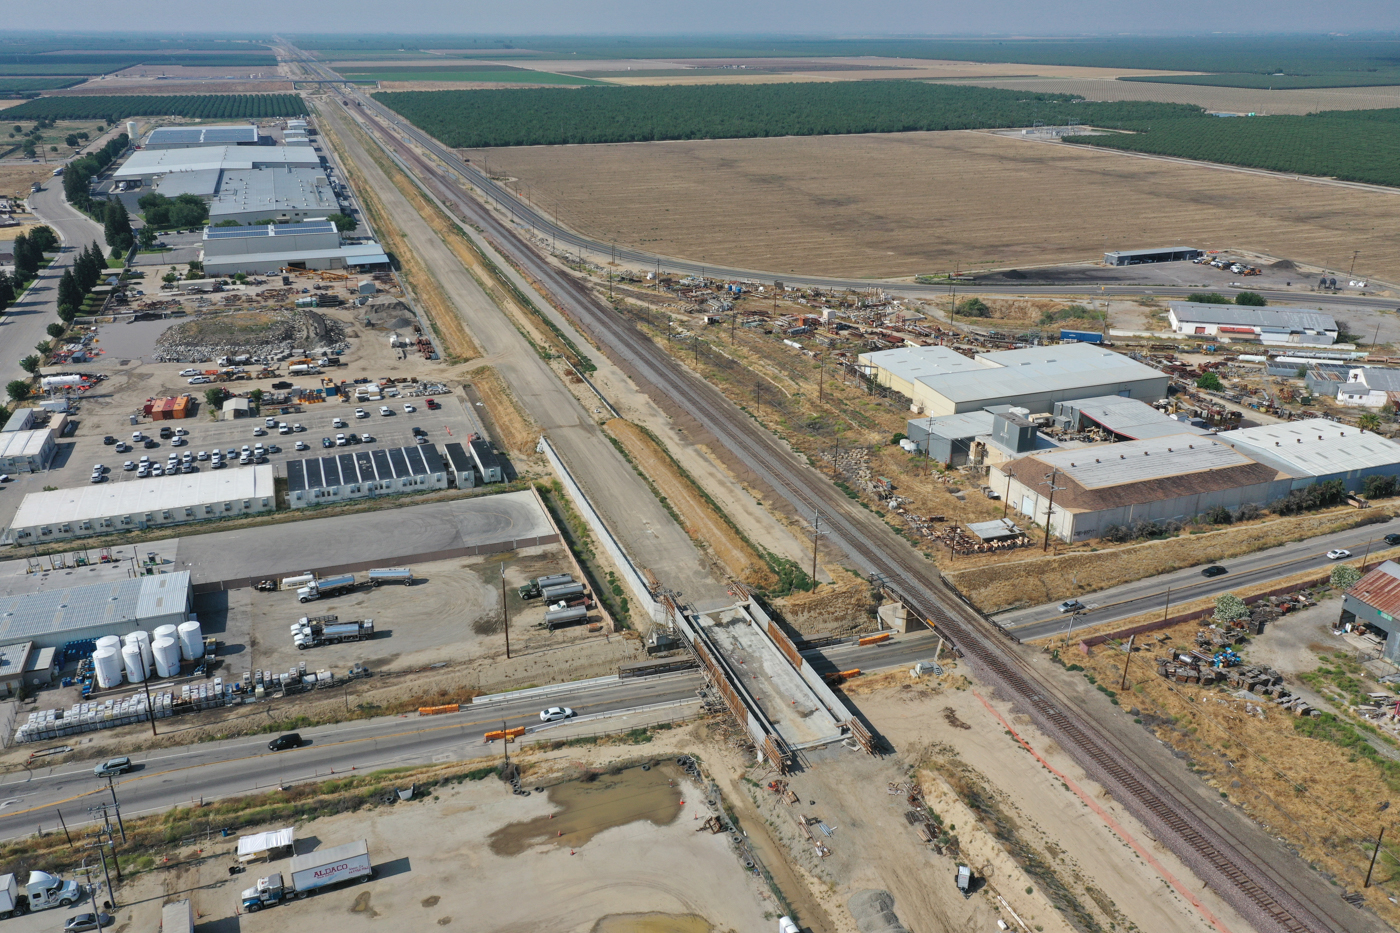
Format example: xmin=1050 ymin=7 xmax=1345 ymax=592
xmin=501 ymin=563 xmax=510 ymax=660
xmin=105 ymin=777 xmax=126 ymax=844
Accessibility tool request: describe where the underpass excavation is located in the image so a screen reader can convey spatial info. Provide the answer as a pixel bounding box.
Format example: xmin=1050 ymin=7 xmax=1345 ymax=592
xmin=305 ymin=74 xmax=1393 ymax=933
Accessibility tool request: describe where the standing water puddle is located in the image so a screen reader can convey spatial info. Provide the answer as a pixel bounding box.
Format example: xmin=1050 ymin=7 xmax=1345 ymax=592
xmin=488 ymin=764 xmax=684 ymax=855
xmin=592 ymin=912 xmax=712 ymax=933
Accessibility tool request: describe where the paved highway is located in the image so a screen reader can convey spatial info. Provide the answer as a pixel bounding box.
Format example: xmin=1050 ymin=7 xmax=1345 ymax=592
xmin=998 ymin=520 xmax=1392 ymax=641
xmin=0 ymin=634 xmax=937 ymax=842
xmin=2 ymin=185 xmax=103 ymax=390
xmin=289 ymin=55 xmax=1400 ymax=311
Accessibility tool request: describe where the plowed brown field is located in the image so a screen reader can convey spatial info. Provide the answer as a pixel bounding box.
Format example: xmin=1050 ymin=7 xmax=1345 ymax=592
xmin=470 ymin=129 xmax=1400 ymax=281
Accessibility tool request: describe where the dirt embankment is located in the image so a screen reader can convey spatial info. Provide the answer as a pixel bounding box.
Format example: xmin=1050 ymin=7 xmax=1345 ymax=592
xmin=606 ymin=418 xmax=775 ymax=588
xmin=468 ymin=364 xmax=539 ymax=458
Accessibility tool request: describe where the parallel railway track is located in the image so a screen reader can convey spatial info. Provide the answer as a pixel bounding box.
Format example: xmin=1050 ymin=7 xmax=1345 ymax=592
xmin=300 ymin=58 xmax=1370 ymax=933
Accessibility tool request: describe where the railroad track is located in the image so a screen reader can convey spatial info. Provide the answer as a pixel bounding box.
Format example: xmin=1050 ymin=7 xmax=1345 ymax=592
xmin=312 ymin=71 xmax=1364 ymax=933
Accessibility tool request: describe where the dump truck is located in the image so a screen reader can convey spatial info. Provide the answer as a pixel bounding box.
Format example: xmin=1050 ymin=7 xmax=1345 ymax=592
xmin=293 ymin=618 xmax=374 ymax=649
xmin=240 ymin=840 xmax=373 ymax=911
xmin=367 ymin=567 xmax=413 ymax=587
xmin=297 ymin=574 xmax=360 ymax=603
xmin=0 ymin=870 xmax=81 ymax=917
xmin=518 ymin=573 xmax=573 ymax=600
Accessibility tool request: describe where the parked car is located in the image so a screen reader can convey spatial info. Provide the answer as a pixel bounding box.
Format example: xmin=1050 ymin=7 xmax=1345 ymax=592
xmin=359 ymin=433 xmax=373 ymax=443
xmin=264 ymin=416 xmax=276 ymax=427
xmin=174 ymin=427 xmax=188 ymax=436
xmin=170 ymin=436 xmax=186 ymax=447
xmin=539 ymin=707 xmax=575 ymax=723
xmin=295 ymin=440 xmax=309 ymax=451
xmin=196 ymin=450 xmax=209 ymax=461
xmin=114 ymin=441 xmax=131 ymax=453
xmin=335 ymin=433 xmax=348 ymax=446
xmin=102 ymin=435 xmax=116 ymax=445
xmin=187 ymin=376 xmax=210 ymax=385
xmin=293 ymin=423 xmax=305 ymax=432
xmin=1058 ymin=599 xmax=1085 ymax=614
xmin=425 ymin=398 xmax=440 ymax=410
xmin=252 ymin=426 xmax=266 ymax=436
xmin=1327 ymin=549 xmax=1352 ymax=560
xmin=1201 ymin=565 xmax=1228 ymax=578
xmin=144 ymin=439 xmax=159 ymax=449
xmin=321 ymin=437 xmax=333 ymax=448
xmin=268 ymin=733 xmax=305 ymax=751
xmin=63 ymin=912 xmax=112 ymax=932
xmin=378 ymin=406 xmax=392 ymax=416
xmin=355 ymin=408 xmax=368 ymax=419
xmin=179 ymin=368 xmax=200 ymax=377
xmin=403 ymin=403 xmax=416 ymax=413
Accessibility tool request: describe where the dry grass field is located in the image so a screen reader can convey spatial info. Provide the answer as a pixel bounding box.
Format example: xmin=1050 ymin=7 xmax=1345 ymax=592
xmin=945 ymin=76 xmax=1400 ymax=115
xmin=474 ymin=129 xmax=1400 ymax=280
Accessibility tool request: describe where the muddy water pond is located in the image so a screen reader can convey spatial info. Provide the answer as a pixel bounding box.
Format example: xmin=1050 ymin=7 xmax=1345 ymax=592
xmin=488 ymin=763 xmax=685 ymax=856
xmin=592 ymin=912 xmax=712 ymax=933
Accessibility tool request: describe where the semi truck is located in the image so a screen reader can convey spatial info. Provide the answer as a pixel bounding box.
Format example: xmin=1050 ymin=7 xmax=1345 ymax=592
xmin=367 ymin=567 xmax=413 ymax=587
xmin=297 ymin=574 xmax=360 ymax=603
xmin=161 ymin=899 xmax=193 ymax=933
xmin=281 ymin=572 xmax=315 ymax=590
xmin=292 ymin=617 xmax=374 ymax=649
xmin=518 ymin=573 xmax=572 ymax=600
xmin=240 ymin=840 xmax=373 ymax=911
xmin=0 ymin=870 xmax=81 ymax=917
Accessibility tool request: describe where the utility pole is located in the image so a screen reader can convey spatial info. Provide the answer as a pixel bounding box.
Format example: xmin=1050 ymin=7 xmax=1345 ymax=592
xmin=754 ymin=381 xmax=761 ymax=415
xmin=105 ymin=776 xmax=126 ymax=843
xmin=89 ymin=839 xmax=115 ymax=909
xmin=1039 ymin=469 xmax=1065 ymax=552
xmin=1119 ymin=634 xmax=1135 ymax=690
xmin=694 ymin=335 xmax=701 ymax=367
xmin=1162 ymin=586 xmax=1172 ymax=622
xmin=810 ymin=512 xmax=823 ymax=588
xmin=1351 ymin=250 xmax=1361 ymax=278
xmin=501 ymin=563 xmax=510 ymax=660
xmin=1365 ymin=826 xmax=1386 ymax=887
xmin=818 ymin=359 xmax=824 ymax=402
xmin=141 ymin=676 xmax=155 ymax=737
xmin=1002 ymin=469 xmax=1012 ymax=518
xmin=1361 ymin=536 xmax=1374 ymax=570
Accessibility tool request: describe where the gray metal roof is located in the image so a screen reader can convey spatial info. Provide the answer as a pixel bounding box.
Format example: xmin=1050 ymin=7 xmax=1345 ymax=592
xmin=205 ymin=220 xmax=338 ymax=240
xmin=147 ymin=125 xmax=258 ymax=147
xmin=909 ymin=411 xmax=995 ymax=440
xmin=856 ymin=345 xmax=982 ymax=385
xmin=1216 ymin=419 xmax=1400 ymax=477
xmin=0 ymin=572 xmax=189 ymax=642
xmin=1346 ymin=368 xmax=1400 ymax=393
xmin=153 ymin=168 xmax=222 ymax=198
xmin=1032 ymin=435 xmax=1249 ymax=489
xmin=210 ymin=167 xmax=336 ymax=220
xmin=202 ymin=243 xmax=390 ymax=268
xmin=1105 ymin=247 xmax=1198 ymax=258
xmin=0 ymin=643 xmax=30 ymax=680
xmin=115 ymin=146 xmax=318 ymax=179
xmin=920 ymin=344 xmax=1165 ymax=406
xmin=10 ymin=465 xmax=274 ymax=530
xmin=1169 ymin=302 xmax=1337 ymax=333
xmin=1059 ymin=395 xmax=1207 ymax=440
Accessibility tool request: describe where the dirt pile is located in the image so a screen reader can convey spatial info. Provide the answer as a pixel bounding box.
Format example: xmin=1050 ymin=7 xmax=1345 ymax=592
xmin=154 ymin=309 xmax=348 ymax=362
xmin=848 ymin=889 xmax=911 ymax=933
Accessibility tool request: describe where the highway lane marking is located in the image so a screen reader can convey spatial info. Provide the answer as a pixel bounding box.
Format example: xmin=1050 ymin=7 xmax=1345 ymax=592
xmin=1005 ymin=545 xmax=1358 ymax=633
xmin=0 ymin=692 xmax=674 ymax=824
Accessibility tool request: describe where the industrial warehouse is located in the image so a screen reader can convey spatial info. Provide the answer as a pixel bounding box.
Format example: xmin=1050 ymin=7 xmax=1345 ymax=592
xmin=5 ymin=466 xmax=276 ymax=542
xmin=1166 ymin=302 xmax=1339 ymax=345
xmin=142 ymin=125 xmax=264 ymax=149
xmin=859 ymin=342 xmax=1168 ymax=416
xmin=0 ymin=572 xmax=191 ymax=649
xmin=114 ymin=145 xmax=320 ymax=186
xmin=285 ymin=444 xmax=449 ymax=508
xmin=201 ymin=220 xmax=389 ymax=275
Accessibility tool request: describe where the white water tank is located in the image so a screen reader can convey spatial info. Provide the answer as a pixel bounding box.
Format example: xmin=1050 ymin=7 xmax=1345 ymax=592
xmin=178 ymin=620 xmax=204 ymax=661
xmin=125 ymin=631 xmax=153 ymax=672
xmin=126 ymin=121 xmax=137 ymax=142
xmin=96 ymin=635 xmax=122 ymax=654
xmin=93 ymin=648 xmax=123 ymax=689
xmin=121 ymin=643 xmax=148 ymax=683
xmin=153 ymin=624 xmax=178 ymax=643
xmin=152 ymin=637 xmax=181 ymax=679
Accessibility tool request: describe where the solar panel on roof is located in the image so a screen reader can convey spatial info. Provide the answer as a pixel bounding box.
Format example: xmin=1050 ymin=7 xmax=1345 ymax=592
xmin=338 ymin=453 xmax=358 ymax=482
xmin=370 ymin=450 xmax=392 ymax=477
xmin=312 ymin=457 xmax=332 ymax=487
xmin=387 ymin=448 xmax=410 ymax=476
xmin=286 ymin=460 xmax=306 ymax=493
xmin=419 ymin=443 xmax=444 ymax=472
xmin=404 ymin=447 xmax=427 ymax=473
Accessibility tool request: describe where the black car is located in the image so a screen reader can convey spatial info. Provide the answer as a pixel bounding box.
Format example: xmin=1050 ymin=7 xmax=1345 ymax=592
xmin=268 ymin=733 xmax=304 ymax=751
xmin=143 ymin=439 xmax=159 ymax=449
xmin=102 ymin=435 xmax=117 ymax=445
xmin=411 ymin=426 xmax=426 ymax=437
xmin=1385 ymin=534 xmax=1400 ymax=547
xmin=1201 ymin=565 xmax=1228 ymax=578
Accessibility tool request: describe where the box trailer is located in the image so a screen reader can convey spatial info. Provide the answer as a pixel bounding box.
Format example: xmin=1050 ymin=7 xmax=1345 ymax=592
xmin=241 ymin=840 xmax=374 ymax=912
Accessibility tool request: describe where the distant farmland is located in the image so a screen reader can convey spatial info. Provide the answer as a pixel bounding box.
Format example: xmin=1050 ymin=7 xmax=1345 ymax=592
xmin=466 ymin=129 xmax=1400 ymax=282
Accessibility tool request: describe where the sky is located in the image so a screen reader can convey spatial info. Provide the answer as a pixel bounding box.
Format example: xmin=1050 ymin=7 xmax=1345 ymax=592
xmin=5 ymin=1 xmax=1400 ymax=36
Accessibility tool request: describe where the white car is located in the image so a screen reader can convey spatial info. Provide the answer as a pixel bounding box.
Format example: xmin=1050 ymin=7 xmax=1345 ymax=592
xmin=92 ymin=463 xmax=106 ymax=474
xmin=293 ymin=423 xmax=305 ymax=432
xmin=335 ymin=433 xmax=348 ymax=446
xmin=122 ymin=460 xmax=136 ymax=471
xmin=539 ymin=707 xmax=575 ymax=723
xmin=278 ymin=423 xmax=291 ymax=434
xmin=136 ymin=465 xmax=150 ymax=477
xmin=264 ymin=416 xmax=276 ymax=427
xmin=252 ymin=426 xmax=267 ymax=436
xmin=403 ymin=403 xmax=416 ymax=413
xmin=170 ymin=436 xmax=186 ymax=447
xmin=150 ymin=464 xmax=163 ymax=476
xmin=0 ymin=474 xmax=8 ymax=483
xmin=174 ymin=427 xmax=188 ymax=436
xmin=179 ymin=368 xmax=200 ymax=377
xmin=294 ymin=440 xmax=309 ymax=451
xmin=1327 ymin=549 xmax=1352 ymax=560
xmin=187 ymin=376 xmax=210 ymax=385
xmin=196 ymin=450 xmax=209 ymax=461
xmin=332 ymin=417 xmax=348 ymax=429
xmin=354 ymin=408 xmax=368 ymax=419
xmin=379 ymin=406 xmax=392 ymax=416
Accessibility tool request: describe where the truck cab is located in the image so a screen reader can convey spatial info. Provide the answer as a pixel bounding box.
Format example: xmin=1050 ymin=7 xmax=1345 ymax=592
xmin=240 ymin=873 xmax=285 ymax=912
xmin=25 ymin=871 xmax=80 ymax=910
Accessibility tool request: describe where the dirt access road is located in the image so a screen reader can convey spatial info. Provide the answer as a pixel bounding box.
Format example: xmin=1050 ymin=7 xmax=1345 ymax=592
xmin=316 ymin=99 xmax=729 ymax=607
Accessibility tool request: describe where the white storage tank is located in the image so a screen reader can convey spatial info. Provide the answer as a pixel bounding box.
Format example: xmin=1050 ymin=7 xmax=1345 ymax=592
xmin=177 ymin=620 xmax=203 ymax=661
xmin=96 ymin=635 xmax=122 ymax=655
xmin=93 ymin=648 xmax=123 ymax=689
xmin=125 ymin=631 xmax=153 ymax=672
xmin=121 ymin=644 xmax=148 ymax=683
xmin=153 ymin=624 xmax=178 ymax=643
xmin=152 ymin=637 xmax=181 ymax=679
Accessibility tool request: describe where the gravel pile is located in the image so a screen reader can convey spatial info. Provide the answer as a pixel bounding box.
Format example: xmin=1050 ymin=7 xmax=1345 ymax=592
xmin=154 ymin=309 xmax=349 ymax=363
xmin=848 ymin=890 xmax=910 ymax=933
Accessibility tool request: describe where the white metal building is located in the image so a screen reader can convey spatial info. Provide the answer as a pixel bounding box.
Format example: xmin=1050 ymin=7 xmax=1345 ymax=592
xmin=991 ymin=435 xmax=1290 ymax=542
xmin=1215 ymin=420 xmax=1400 ymax=492
xmin=114 ymin=146 xmax=319 ymax=185
xmin=859 ymin=343 xmax=1168 ymax=417
xmin=5 ymin=466 xmax=275 ymax=543
xmin=201 ymin=221 xmax=389 ymax=276
xmin=143 ymin=125 xmax=260 ymax=149
xmin=208 ymin=167 xmax=337 ymax=224
xmin=0 ymin=429 xmax=56 ymax=474
xmin=1166 ymin=303 xmax=1338 ymax=346
xmin=0 ymin=573 xmax=190 ymax=649
xmin=284 ymin=444 xmax=448 ymax=509
xmin=1336 ymin=368 xmax=1400 ymax=408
